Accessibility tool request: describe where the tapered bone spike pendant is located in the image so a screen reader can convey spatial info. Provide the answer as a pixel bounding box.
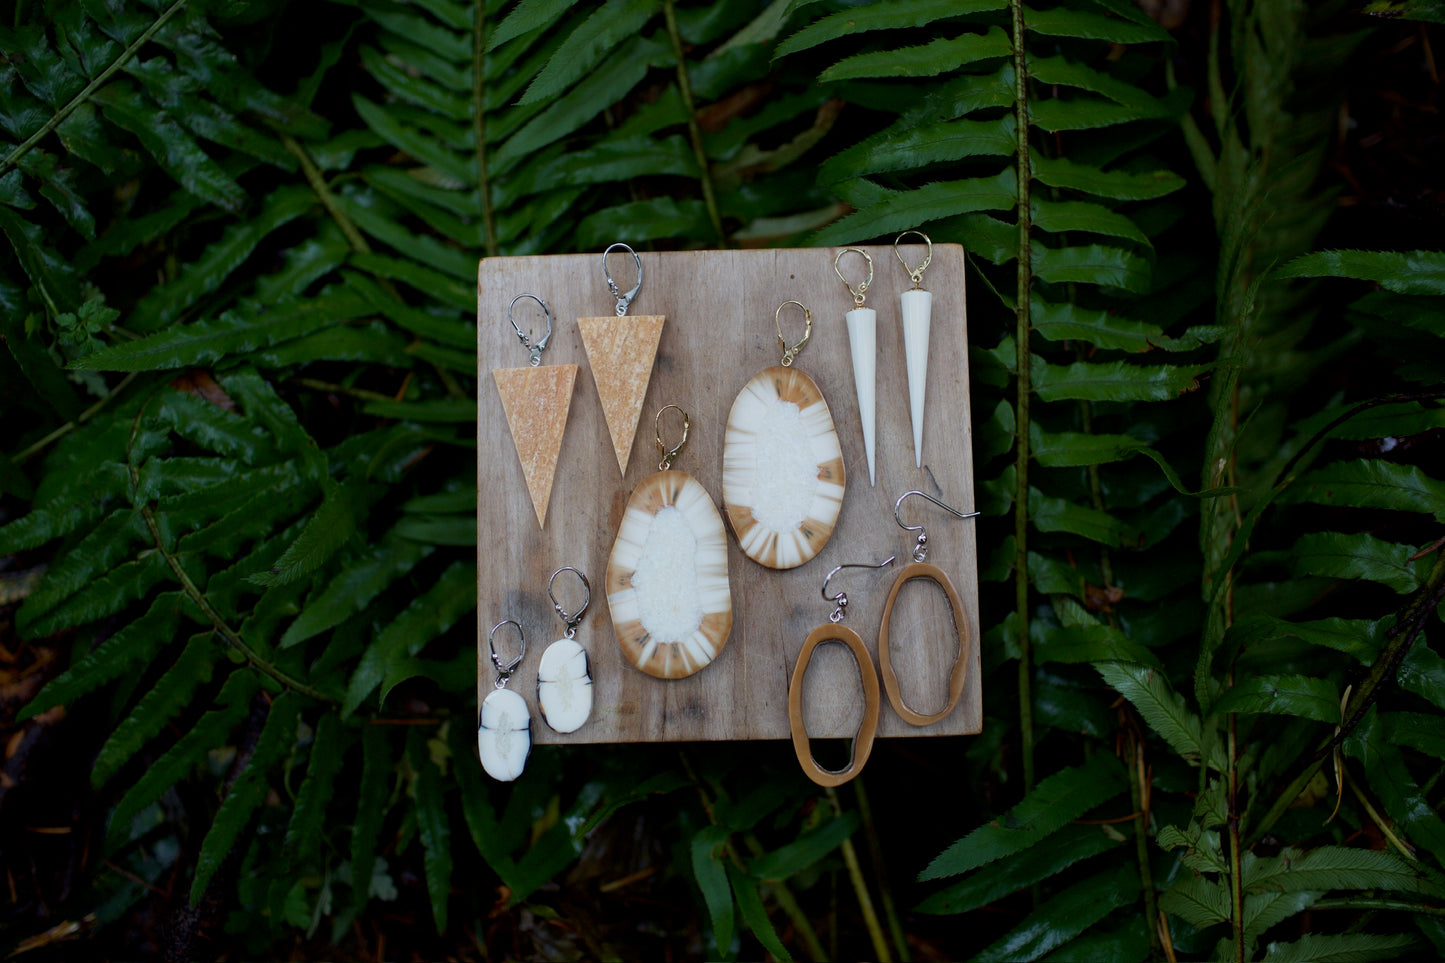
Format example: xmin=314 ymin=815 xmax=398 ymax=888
xmin=607 ymin=470 xmax=733 ymax=679
xmin=844 ymin=306 xmax=877 ymax=486
xmin=900 ymin=289 xmax=932 ymax=468
xmin=492 ymin=364 xmax=577 ymax=529
xmin=579 ymin=315 xmax=664 ymax=475
xmin=723 ymin=366 xmax=845 ymax=569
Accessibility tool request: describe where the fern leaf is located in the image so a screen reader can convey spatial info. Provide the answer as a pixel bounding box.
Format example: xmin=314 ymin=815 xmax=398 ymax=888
xmin=21 ymin=591 xmax=181 ymax=721
xmin=811 ymin=170 xmax=1016 ymax=245
xmin=691 ymin=826 xmax=734 ymax=952
xmin=1370 ymin=711 xmax=1445 ymax=761
xmin=342 ymin=560 xmax=476 ymax=715
xmin=819 ymin=27 xmax=1011 ymax=82
xmin=409 ymin=727 xmax=453 ymax=932
xmin=748 ymin=812 xmax=859 ymax=882
xmin=279 ymin=711 xmax=348 ymax=874
xmin=1096 ymin=662 xmax=1215 ymax=768
xmin=1033 ymin=243 xmax=1152 ymax=293
xmin=352 ymin=95 xmax=472 ymax=183
xmin=248 ymin=480 xmax=360 ymax=588
xmin=22 ymin=551 xmax=172 ymax=638
xmin=1288 ymin=460 xmax=1445 ymax=521
xmin=1029 ymin=489 xmax=1140 ymax=548
xmin=818 ymin=115 xmax=1015 ymax=184
xmin=360 ymin=398 xmax=478 ymax=423
xmin=333 ymin=192 xmax=476 ymax=281
xmin=393 ymin=515 xmax=475 ymax=546
xmin=281 ymin=532 xmax=433 ymax=649
xmin=1244 ymin=846 xmax=1442 ymax=896
xmin=0 ymin=463 xmax=129 ymax=555
xmin=342 ymin=272 xmax=475 ymax=348
xmin=776 ymin=0 xmax=1006 ymax=57
xmin=488 ymin=0 xmax=574 ymax=50
xmin=917 ymin=823 xmax=1121 ymax=915
xmin=920 ymin=753 xmax=1127 ymax=880
xmin=519 ymin=0 xmax=659 ymax=106
xmin=190 ymin=691 xmax=301 ymax=904
xmin=1213 ymin=675 xmax=1342 ymax=724
xmin=975 ymin=861 xmax=1139 ymax=963
xmin=151 ymin=389 xmax=279 ymax=464
xmin=1242 ymin=891 xmax=1323 ymax=942
xmin=1026 ymin=6 xmax=1170 ymax=44
xmin=351 ymin=724 xmax=393 ymax=913
xmin=1157 ymin=822 xmax=1228 ymax=876
xmin=729 ymin=864 xmax=790 ymax=961
xmin=222 ymin=371 xmax=326 ymax=476
xmin=1275 ymin=249 xmax=1445 ymax=296
xmin=1031 ymin=199 xmax=1150 ymax=247
xmin=91 ymin=633 xmax=219 ymax=788
xmin=1031 ymin=154 xmax=1185 ymax=200
xmin=1031 ymin=426 xmax=1145 ymax=467
xmin=106 ymin=670 xmax=259 ymax=846
xmin=1035 ymin=624 xmax=1162 ymax=668
xmin=1263 ymin=933 xmax=1420 ymax=963
xmin=1290 ymin=532 xmax=1420 ymax=595
xmin=1033 ymin=358 xmax=1207 ymax=403
xmin=349 ymin=251 xmax=474 ymax=310
xmin=1160 ymin=874 xmax=1232 ymax=928
xmin=17 ymin=508 xmax=145 ymax=621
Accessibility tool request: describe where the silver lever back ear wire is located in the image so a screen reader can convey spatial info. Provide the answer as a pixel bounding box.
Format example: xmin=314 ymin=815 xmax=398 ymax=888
xmin=893 ymin=490 xmax=980 ymax=562
xmin=507 ymin=294 xmax=553 ymax=366
xmin=602 ymin=242 xmax=643 ymax=317
xmin=547 ymin=566 xmax=591 ymax=639
xmin=487 ymin=619 xmax=526 ymax=688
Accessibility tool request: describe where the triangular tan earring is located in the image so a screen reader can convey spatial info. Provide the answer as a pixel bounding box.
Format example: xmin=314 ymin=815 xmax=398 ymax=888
xmin=492 ymin=293 xmax=576 ymax=529
xmin=578 ymin=243 xmax=663 ymax=476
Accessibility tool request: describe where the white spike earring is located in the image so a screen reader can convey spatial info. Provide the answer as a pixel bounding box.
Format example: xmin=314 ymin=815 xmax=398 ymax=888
xmin=538 ymin=566 xmax=593 ymax=733
xmin=788 ymin=555 xmax=894 ymax=787
xmin=479 ymin=619 xmax=531 ymax=781
xmin=895 ymin=231 xmax=934 ymax=468
xmin=834 ymin=248 xmax=877 ymax=487
xmin=880 ymin=490 xmax=978 ymax=726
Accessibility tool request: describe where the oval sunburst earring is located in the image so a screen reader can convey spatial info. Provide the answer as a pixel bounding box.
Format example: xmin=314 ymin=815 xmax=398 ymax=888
xmin=479 ymin=619 xmax=530 ymax=781
xmin=722 ymin=300 xmax=846 ymax=569
xmin=537 ymin=566 xmax=593 ymax=733
xmin=789 ymin=555 xmax=894 ymax=787
xmin=606 ymin=405 xmax=734 ymax=680
xmin=879 ymin=490 xmax=979 ymax=726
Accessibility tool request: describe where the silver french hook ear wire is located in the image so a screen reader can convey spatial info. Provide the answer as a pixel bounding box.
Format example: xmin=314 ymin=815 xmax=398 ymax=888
xmin=602 ymin=243 xmax=643 ymax=317
xmin=547 ymin=567 xmax=591 ymax=640
xmin=488 ymin=619 xmax=526 ymax=688
xmin=894 ymin=490 xmax=980 ymax=562
xmin=821 ymin=556 xmax=896 ymax=623
xmin=507 ymin=294 xmax=553 ymax=366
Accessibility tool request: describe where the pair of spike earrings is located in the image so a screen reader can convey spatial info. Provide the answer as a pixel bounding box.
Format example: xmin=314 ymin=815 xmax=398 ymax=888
xmin=834 ymin=231 xmax=935 ymax=486
xmin=481 ymin=566 xmax=595 ymax=782
xmin=492 ymin=244 xmax=662 ymax=529
xmin=789 ymin=489 xmax=977 ymax=787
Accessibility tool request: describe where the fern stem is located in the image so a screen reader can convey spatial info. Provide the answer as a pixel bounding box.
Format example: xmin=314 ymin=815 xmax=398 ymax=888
xmin=662 ymin=0 xmax=726 ymax=245
xmin=826 ymin=787 xmax=890 ymax=963
xmin=290 ymin=377 xmax=396 ymax=404
xmin=282 ymin=135 xmax=371 ymax=255
xmin=0 ymin=0 xmax=189 ymax=178
xmin=1227 ymin=704 xmax=1244 ymax=962
xmin=17 ymin=372 xmax=139 ymax=461
xmin=1009 ymin=0 xmax=1035 ymax=793
xmin=854 ymin=779 xmax=910 ymax=962
xmin=472 ymin=0 xmax=499 ymax=258
xmin=1126 ymin=733 xmax=1162 ymax=960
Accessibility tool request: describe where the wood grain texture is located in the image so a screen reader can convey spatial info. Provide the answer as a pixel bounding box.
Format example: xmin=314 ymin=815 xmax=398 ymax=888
xmin=478 ymin=246 xmax=980 ymax=743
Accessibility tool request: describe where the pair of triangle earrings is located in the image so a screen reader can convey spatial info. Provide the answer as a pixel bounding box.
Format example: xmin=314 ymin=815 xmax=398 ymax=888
xmin=492 ymin=244 xmax=663 ymax=529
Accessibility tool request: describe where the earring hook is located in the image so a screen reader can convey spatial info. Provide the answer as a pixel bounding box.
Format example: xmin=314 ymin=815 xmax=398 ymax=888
xmin=833 ymin=248 xmax=874 ymax=307
xmin=488 ymin=619 xmax=526 ymax=687
xmin=821 ymin=555 xmax=896 ymax=623
xmin=655 ymin=404 xmax=690 ymax=470
xmin=894 ymin=230 xmax=933 ymax=289
xmin=602 ymin=242 xmax=643 ymax=317
xmin=894 ymin=490 xmax=980 ymax=562
xmin=547 ymin=566 xmax=591 ymax=639
xmin=774 ymin=300 xmax=812 ymax=367
xmin=507 ymin=294 xmax=553 ymax=366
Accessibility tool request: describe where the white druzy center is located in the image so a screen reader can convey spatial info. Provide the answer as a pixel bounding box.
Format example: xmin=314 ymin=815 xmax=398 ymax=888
xmin=630 ymin=505 xmax=704 ymax=643
xmin=750 ymin=397 xmax=817 ymax=531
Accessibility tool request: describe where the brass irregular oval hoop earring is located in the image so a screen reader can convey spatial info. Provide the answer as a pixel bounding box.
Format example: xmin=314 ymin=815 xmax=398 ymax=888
xmin=789 ymin=555 xmax=894 ymax=787
xmin=879 ymin=490 xmax=979 ymax=726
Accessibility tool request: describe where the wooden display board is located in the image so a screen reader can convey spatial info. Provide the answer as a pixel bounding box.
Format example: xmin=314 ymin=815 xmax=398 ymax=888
xmin=477 ymin=246 xmax=979 ymax=744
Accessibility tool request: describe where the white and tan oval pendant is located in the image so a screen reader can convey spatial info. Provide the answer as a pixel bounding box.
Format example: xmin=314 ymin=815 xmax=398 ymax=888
xmin=537 ymin=566 xmax=594 ymax=733
xmin=479 ymin=619 xmax=531 ymax=781
xmin=723 ymin=301 xmax=845 ymax=570
xmin=607 ymin=407 xmax=733 ymax=680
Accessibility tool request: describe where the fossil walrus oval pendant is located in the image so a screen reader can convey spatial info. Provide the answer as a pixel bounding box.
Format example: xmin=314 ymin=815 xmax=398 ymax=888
xmin=607 ymin=469 xmax=733 ymax=679
xmin=723 ymin=366 xmax=845 ymax=569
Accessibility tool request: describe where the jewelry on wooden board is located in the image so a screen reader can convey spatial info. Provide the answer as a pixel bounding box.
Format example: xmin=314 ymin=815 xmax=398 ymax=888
xmin=722 ymin=300 xmax=846 ymax=570
xmin=479 ymin=619 xmax=531 ymax=781
xmin=834 ymin=248 xmax=878 ymax=487
xmin=789 ymin=555 xmax=895 ymax=787
xmin=895 ymin=231 xmax=935 ymax=468
xmin=578 ymin=242 xmax=665 ymax=476
xmin=606 ymin=404 xmax=734 ymax=680
xmin=538 ymin=566 xmax=594 ymax=733
xmin=879 ymin=489 xmax=979 ymax=726
xmin=492 ymin=294 xmax=578 ymax=529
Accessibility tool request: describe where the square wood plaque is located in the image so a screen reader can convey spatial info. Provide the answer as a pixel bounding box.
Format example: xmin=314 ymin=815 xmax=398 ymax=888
xmin=477 ymin=245 xmax=980 ymax=744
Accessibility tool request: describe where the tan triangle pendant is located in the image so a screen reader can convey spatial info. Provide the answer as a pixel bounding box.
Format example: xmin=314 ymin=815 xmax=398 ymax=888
xmin=578 ymin=314 xmax=664 ymax=475
xmin=492 ymin=364 xmax=577 ymax=529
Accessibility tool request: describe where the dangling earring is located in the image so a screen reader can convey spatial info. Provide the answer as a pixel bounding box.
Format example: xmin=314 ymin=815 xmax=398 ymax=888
xmin=789 ymin=555 xmax=894 ymax=787
xmin=578 ymin=243 xmax=665 ymax=476
xmin=479 ymin=619 xmax=530 ymax=781
xmin=895 ymin=231 xmax=934 ymax=468
xmin=538 ymin=566 xmax=593 ymax=734
xmin=834 ymin=248 xmax=878 ymax=487
xmin=880 ymin=490 xmax=979 ymax=726
xmin=722 ymin=300 xmax=846 ymax=569
xmin=606 ymin=405 xmax=733 ymax=679
xmin=492 ymin=294 xmax=577 ymax=529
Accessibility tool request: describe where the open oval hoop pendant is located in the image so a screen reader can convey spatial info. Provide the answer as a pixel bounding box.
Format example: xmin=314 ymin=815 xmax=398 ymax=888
xmin=878 ymin=562 xmax=970 ymax=726
xmin=788 ymin=624 xmax=880 ymax=787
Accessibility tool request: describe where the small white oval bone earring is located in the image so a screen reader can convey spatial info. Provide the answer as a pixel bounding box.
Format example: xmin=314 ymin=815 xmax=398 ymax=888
xmin=479 ymin=619 xmax=531 ymax=781
xmin=538 ymin=566 xmax=594 ymax=733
